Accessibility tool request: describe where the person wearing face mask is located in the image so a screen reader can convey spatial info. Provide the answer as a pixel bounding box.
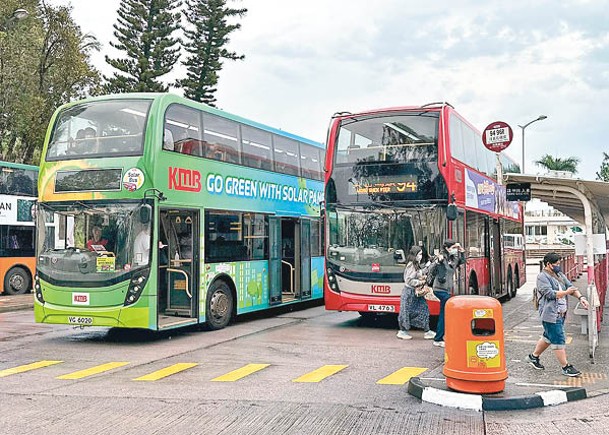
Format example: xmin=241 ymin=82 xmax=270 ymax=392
xmin=430 ymin=238 xmax=465 ymax=348
xmin=527 ymin=252 xmax=589 ymax=377
xmin=396 ymin=246 xmax=436 ymax=340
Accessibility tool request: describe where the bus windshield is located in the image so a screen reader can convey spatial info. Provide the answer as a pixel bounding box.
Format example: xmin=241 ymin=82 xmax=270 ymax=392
xmin=46 ymin=99 xmax=151 ymax=160
xmin=36 ymin=201 xmax=152 ymax=285
xmin=326 ymin=205 xmax=446 ymax=273
xmin=334 ymin=112 xmax=438 ymax=166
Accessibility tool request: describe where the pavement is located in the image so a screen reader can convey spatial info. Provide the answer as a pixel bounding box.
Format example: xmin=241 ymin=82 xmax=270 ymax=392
xmin=2 ymin=266 xmax=608 ymax=412
xmin=0 ymin=293 xmax=34 ymax=313
xmin=409 ymin=262 xmax=609 ymax=411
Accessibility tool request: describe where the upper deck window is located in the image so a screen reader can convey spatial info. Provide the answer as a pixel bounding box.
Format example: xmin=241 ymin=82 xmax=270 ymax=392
xmin=335 ymin=112 xmax=439 ymax=166
xmin=0 ymin=166 xmax=37 ymax=196
xmin=46 ymin=100 xmax=151 ymax=161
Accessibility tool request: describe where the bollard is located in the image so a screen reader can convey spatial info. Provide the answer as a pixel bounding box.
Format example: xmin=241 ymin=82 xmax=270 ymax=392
xmin=443 ymin=296 xmax=508 ymax=394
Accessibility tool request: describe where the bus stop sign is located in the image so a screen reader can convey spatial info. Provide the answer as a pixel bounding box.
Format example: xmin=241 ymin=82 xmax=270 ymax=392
xmin=482 ymin=121 xmax=513 ymax=152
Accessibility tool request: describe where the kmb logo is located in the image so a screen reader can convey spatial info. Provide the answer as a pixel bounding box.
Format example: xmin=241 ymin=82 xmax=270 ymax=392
xmin=72 ymin=292 xmax=90 ymax=305
xmin=169 ymin=167 xmax=201 ymax=192
xmin=371 ymin=285 xmax=391 ymax=294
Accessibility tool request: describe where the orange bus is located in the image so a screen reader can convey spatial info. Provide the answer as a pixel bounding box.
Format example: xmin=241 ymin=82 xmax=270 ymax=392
xmin=0 ymin=161 xmax=38 ymax=295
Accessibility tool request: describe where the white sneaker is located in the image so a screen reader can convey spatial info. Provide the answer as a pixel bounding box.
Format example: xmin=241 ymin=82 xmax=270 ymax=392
xmin=432 ymin=340 xmax=445 ymax=347
xmin=396 ymin=331 xmax=412 ymax=340
xmin=423 ymin=330 xmax=436 ymax=340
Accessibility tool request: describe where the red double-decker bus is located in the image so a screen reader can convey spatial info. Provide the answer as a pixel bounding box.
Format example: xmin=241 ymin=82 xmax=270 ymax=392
xmin=323 ymin=102 xmax=525 ymax=316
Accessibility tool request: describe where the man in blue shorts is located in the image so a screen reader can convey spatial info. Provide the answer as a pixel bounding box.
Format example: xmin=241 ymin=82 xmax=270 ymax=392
xmin=528 ymin=252 xmax=589 ymax=377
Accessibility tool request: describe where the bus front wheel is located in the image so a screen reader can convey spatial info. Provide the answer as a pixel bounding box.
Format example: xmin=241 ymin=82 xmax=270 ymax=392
xmin=205 ymin=281 xmax=233 ymax=330
xmin=4 ymin=267 xmax=31 ymax=295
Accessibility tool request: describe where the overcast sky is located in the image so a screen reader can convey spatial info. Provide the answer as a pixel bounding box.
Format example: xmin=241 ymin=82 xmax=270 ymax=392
xmin=51 ymin=0 xmax=609 ymax=180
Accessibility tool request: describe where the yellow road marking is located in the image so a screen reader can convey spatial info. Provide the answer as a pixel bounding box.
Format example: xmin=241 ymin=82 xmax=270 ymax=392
xmin=0 ymin=360 xmax=63 ymax=378
xmin=376 ymin=367 xmax=428 ymax=385
xmin=133 ymin=363 xmax=198 ymax=381
xmin=566 ymin=336 xmax=573 ymax=344
xmin=57 ymin=362 xmax=129 ymax=380
xmin=211 ymin=364 xmax=270 ymax=382
xmin=293 ymin=365 xmax=348 ymax=383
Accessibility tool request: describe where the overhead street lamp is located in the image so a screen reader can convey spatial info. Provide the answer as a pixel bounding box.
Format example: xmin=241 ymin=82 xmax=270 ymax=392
xmin=1 ymin=8 xmax=29 ymax=31
xmin=518 ymin=115 xmax=548 ymax=174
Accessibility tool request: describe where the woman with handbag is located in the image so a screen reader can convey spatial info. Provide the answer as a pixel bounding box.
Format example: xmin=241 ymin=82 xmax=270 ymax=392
xmin=396 ymin=246 xmax=436 ymax=340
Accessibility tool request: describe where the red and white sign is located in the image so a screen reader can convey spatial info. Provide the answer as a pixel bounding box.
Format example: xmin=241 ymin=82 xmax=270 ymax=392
xmin=482 ymin=121 xmax=513 ymax=152
xmin=72 ymin=292 xmax=90 ymax=305
xmin=371 ymin=284 xmax=391 ymax=294
xmin=371 ymin=263 xmax=380 ymax=272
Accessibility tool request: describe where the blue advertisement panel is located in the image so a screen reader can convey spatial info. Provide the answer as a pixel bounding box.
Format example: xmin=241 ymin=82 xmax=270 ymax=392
xmin=465 ymin=169 xmax=519 ymax=218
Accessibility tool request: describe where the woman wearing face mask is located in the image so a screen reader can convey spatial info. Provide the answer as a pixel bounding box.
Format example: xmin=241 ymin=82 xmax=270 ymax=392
xmin=527 ymin=252 xmax=589 ymax=377
xmin=430 ymin=238 xmax=465 ymax=348
xmin=397 ymin=246 xmax=436 ymax=340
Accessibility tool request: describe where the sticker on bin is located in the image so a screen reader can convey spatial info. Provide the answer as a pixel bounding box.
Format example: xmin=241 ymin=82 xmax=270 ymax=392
xmin=466 ymin=340 xmax=501 ymax=368
xmin=367 ymin=304 xmax=395 ymax=312
xmin=473 ymin=309 xmax=493 ymax=318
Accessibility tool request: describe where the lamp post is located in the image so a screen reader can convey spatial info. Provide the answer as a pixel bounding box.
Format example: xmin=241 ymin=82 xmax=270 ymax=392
xmin=1 ymin=8 xmax=29 ymax=31
xmin=518 ymin=115 xmax=547 ymax=174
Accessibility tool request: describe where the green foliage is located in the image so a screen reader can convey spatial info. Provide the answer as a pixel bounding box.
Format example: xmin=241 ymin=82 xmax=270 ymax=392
xmin=104 ymin=0 xmax=182 ymax=93
xmin=596 ymin=152 xmax=609 ymax=182
xmin=0 ymin=1 xmax=101 ymax=165
xmin=534 ymin=154 xmax=580 ymax=174
xmin=177 ymin=0 xmax=246 ymax=106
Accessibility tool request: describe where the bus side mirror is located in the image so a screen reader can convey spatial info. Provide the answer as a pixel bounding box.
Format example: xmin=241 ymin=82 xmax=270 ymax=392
xmin=446 ymin=204 xmax=457 ymax=221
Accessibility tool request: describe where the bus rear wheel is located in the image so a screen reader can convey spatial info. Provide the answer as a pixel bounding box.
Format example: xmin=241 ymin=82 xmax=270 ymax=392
xmin=4 ymin=267 xmax=30 ymax=295
xmin=205 ymin=281 xmax=233 ymax=330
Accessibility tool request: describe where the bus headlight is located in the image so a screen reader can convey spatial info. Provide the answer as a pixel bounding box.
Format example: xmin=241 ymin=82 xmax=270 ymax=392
xmin=34 ymin=275 xmax=45 ymax=303
xmin=124 ymin=268 xmax=150 ymax=306
xmin=326 ymin=268 xmax=339 ymax=293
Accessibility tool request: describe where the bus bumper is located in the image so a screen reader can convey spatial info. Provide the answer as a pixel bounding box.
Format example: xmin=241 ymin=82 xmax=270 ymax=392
xmin=325 ymin=289 xmax=440 ymax=316
xmin=34 ymin=300 xmax=151 ymax=329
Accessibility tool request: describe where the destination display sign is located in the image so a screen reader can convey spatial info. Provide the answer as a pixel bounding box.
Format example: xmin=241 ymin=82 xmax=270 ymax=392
xmin=349 ymin=175 xmax=418 ymax=195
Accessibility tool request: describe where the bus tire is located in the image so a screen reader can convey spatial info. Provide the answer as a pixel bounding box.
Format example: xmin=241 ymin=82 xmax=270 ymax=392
xmin=512 ymin=269 xmax=519 ymax=298
xmin=505 ymin=269 xmax=513 ymax=301
xmin=4 ymin=267 xmax=31 ymax=295
xmin=468 ymin=273 xmax=478 ymax=295
xmin=205 ymin=280 xmax=233 ymax=330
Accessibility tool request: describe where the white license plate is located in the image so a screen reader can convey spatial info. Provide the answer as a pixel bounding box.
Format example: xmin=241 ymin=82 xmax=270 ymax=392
xmin=68 ymin=316 xmax=93 ymax=325
xmin=367 ymin=305 xmax=395 ymax=312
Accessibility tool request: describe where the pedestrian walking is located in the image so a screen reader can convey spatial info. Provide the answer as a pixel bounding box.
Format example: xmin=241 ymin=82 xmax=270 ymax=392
xmin=527 ymin=252 xmax=589 ymax=377
xmin=397 ymin=246 xmax=436 ymax=340
xmin=430 ymin=238 xmax=465 ymax=348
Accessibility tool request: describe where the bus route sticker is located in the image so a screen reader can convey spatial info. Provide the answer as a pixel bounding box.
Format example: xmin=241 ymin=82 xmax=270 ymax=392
xmin=123 ymin=168 xmax=145 ymax=192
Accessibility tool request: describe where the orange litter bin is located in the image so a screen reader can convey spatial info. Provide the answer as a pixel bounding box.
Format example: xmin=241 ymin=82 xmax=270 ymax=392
xmin=443 ymin=295 xmax=508 ymax=394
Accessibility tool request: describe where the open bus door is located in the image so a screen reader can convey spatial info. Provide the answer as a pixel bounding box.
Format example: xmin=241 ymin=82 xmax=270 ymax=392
xmin=269 ymin=216 xmax=282 ymax=305
xmin=300 ymin=219 xmax=311 ymax=299
xmin=158 ymin=209 xmax=198 ymax=329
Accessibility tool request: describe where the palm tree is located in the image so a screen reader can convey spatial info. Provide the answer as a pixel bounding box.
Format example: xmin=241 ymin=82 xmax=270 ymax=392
xmin=534 ymin=154 xmax=580 ymax=174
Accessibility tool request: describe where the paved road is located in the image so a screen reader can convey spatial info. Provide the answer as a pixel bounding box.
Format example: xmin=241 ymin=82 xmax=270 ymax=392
xmin=1 ymin=285 xmax=608 ymax=434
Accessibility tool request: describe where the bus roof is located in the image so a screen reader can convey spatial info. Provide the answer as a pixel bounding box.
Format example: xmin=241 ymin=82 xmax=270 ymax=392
xmin=56 ymin=93 xmax=325 ymax=150
xmin=0 ymin=160 xmax=39 ymax=172
xmin=331 ymin=102 xmax=453 ymax=120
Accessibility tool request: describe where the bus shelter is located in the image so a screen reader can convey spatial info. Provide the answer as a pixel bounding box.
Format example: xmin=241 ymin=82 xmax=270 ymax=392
xmin=504 ymin=173 xmax=609 ymax=360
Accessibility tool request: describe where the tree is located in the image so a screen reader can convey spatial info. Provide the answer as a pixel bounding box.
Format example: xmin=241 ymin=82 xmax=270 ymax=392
xmin=0 ymin=1 xmax=101 ymax=164
xmin=596 ymin=152 xmax=609 ymax=182
xmin=177 ymin=0 xmax=246 ymax=106
xmin=105 ymin=0 xmax=181 ymax=93
xmin=534 ymin=154 xmax=580 ymax=174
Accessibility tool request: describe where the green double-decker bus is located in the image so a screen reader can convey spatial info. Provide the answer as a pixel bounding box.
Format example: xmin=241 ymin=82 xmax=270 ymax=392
xmin=34 ymin=93 xmax=325 ymax=331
